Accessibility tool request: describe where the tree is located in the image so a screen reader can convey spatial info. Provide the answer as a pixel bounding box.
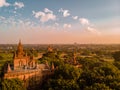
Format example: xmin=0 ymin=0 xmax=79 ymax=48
xmin=1 ymin=78 xmax=26 ymax=90
xmin=85 ymin=83 xmax=112 ymax=90
xmin=42 ymin=64 xmax=82 ymax=90
xmin=0 ymin=55 xmax=3 ymax=60
xmin=113 ymin=51 xmax=120 ymax=62
xmin=114 ymin=61 xmax=120 ymax=69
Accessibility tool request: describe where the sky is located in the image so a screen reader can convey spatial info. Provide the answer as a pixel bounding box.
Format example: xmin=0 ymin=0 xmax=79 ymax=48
xmin=0 ymin=0 xmax=120 ymax=44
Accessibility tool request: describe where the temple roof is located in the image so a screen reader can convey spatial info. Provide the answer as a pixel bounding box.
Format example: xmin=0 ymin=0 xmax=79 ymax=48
xmin=17 ymin=40 xmax=24 ymax=57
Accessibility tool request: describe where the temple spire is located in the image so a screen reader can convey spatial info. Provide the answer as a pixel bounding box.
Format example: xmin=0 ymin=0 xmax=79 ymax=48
xmin=17 ymin=39 xmax=24 ymax=57
xmin=47 ymin=45 xmax=53 ymax=52
xmin=19 ymin=39 xmax=21 ymax=43
xmin=18 ymin=39 xmax=22 ymax=47
xmin=7 ymin=64 xmax=11 ymax=73
xmin=51 ymin=63 xmax=55 ymax=71
xmin=73 ymin=52 xmax=77 ymax=65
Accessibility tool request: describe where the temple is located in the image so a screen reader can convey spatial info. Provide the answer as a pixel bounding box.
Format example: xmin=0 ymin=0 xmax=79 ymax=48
xmin=13 ymin=40 xmax=37 ymax=70
xmin=47 ymin=45 xmax=53 ymax=52
xmin=4 ymin=40 xmax=54 ymax=81
xmin=73 ymin=52 xmax=77 ymax=65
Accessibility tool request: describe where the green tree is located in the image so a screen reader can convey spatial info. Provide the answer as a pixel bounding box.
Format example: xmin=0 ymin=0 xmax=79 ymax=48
xmin=85 ymin=83 xmax=112 ymax=90
xmin=114 ymin=61 xmax=120 ymax=69
xmin=43 ymin=64 xmax=82 ymax=90
xmin=1 ymin=78 xmax=26 ymax=90
xmin=113 ymin=51 xmax=120 ymax=62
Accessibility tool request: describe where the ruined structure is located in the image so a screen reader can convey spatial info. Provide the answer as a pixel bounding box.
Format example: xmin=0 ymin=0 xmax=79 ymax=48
xmin=13 ymin=40 xmax=37 ymax=70
xmin=4 ymin=40 xmax=54 ymax=84
xmin=47 ymin=45 xmax=53 ymax=52
xmin=73 ymin=52 xmax=82 ymax=68
xmin=64 ymin=51 xmax=82 ymax=68
xmin=73 ymin=52 xmax=77 ymax=65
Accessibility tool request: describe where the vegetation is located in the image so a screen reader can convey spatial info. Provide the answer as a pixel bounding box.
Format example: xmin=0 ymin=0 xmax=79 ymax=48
xmin=0 ymin=53 xmax=13 ymax=76
xmin=113 ymin=51 xmax=120 ymax=62
xmin=1 ymin=78 xmax=26 ymax=90
xmin=41 ymin=56 xmax=120 ymax=90
xmin=1 ymin=44 xmax=120 ymax=90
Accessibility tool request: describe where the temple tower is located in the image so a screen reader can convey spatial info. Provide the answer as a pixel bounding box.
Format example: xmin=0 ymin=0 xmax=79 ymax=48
xmin=17 ymin=39 xmax=24 ymax=57
xmin=7 ymin=64 xmax=11 ymax=73
xmin=51 ymin=63 xmax=55 ymax=71
xmin=13 ymin=40 xmax=28 ymax=70
xmin=73 ymin=52 xmax=77 ymax=65
xmin=47 ymin=45 xmax=53 ymax=52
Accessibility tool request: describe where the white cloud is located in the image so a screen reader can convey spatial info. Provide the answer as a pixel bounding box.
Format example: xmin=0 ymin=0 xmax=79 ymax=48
xmin=0 ymin=16 xmax=36 ymax=29
xmin=72 ymin=16 xmax=78 ymax=20
xmin=44 ymin=8 xmax=53 ymax=13
xmin=18 ymin=20 xmax=34 ymax=27
xmin=13 ymin=11 xmax=16 ymax=14
xmin=32 ymin=11 xmax=45 ymax=18
xmin=55 ymin=23 xmax=59 ymax=26
xmin=0 ymin=0 xmax=10 ymax=7
xmin=63 ymin=24 xmax=71 ymax=28
xmin=86 ymin=27 xmax=100 ymax=34
xmin=32 ymin=8 xmax=56 ymax=23
xmin=0 ymin=16 xmax=5 ymax=20
xmin=79 ymin=18 xmax=89 ymax=25
xmin=79 ymin=17 xmax=100 ymax=34
xmin=14 ymin=2 xmax=24 ymax=9
xmin=59 ymin=8 xmax=70 ymax=17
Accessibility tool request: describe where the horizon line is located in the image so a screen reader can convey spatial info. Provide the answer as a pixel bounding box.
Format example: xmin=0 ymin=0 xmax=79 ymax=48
xmin=1 ymin=43 xmax=120 ymax=45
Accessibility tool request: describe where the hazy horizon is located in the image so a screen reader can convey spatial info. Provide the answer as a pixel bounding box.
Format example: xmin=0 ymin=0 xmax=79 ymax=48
xmin=0 ymin=0 xmax=120 ymax=44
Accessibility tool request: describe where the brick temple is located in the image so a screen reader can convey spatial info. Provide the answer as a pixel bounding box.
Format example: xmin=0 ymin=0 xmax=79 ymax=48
xmin=4 ymin=40 xmax=53 ymax=81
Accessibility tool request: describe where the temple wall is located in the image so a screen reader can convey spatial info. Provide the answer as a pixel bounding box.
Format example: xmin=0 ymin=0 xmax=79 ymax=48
xmin=4 ymin=69 xmax=43 ymax=80
xmin=14 ymin=58 xmax=29 ymax=69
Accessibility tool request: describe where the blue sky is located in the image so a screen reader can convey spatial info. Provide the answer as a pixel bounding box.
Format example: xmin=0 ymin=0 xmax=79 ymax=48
xmin=0 ymin=0 xmax=120 ymax=44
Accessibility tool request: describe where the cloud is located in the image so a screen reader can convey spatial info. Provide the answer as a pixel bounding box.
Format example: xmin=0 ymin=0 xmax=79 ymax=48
xmin=18 ymin=19 xmax=35 ymax=28
xmin=0 ymin=16 xmax=36 ymax=29
xmin=0 ymin=16 xmax=17 ymax=27
xmin=63 ymin=24 xmax=71 ymax=28
xmin=72 ymin=16 xmax=78 ymax=20
xmin=13 ymin=11 xmax=16 ymax=14
xmin=32 ymin=8 xmax=56 ymax=23
xmin=0 ymin=0 xmax=10 ymax=7
xmin=55 ymin=23 xmax=59 ymax=26
xmin=86 ymin=27 xmax=100 ymax=34
xmin=79 ymin=18 xmax=89 ymax=25
xmin=44 ymin=8 xmax=53 ymax=13
xmin=79 ymin=17 xmax=100 ymax=34
xmin=0 ymin=16 xmax=5 ymax=20
xmin=14 ymin=2 xmax=24 ymax=9
xmin=59 ymin=8 xmax=70 ymax=17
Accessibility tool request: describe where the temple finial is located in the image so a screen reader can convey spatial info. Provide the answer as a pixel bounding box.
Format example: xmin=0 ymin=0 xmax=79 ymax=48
xmin=73 ymin=51 xmax=77 ymax=65
xmin=17 ymin=39 xmax=24 ymax=57
xmin=19 ymin=39 xmax=21 ymax=45
xmin=51 ymin=63 xmax=55 ymax=71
